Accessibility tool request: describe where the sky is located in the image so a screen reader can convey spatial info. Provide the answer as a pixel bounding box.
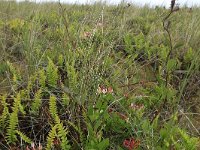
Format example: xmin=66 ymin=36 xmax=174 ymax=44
xmin=15 ymin=0 xmax=200 ymax=7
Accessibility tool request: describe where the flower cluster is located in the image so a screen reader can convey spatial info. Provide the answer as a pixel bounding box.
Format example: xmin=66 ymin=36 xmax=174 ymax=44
xmin=123 ymin=138 xmax=140 ymax=150
xmin=97 ymin=85 xmax=113 ymax=94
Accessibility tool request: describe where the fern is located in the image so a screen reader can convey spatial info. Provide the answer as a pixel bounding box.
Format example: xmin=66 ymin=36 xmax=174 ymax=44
xmin=6 ymin=61 xmax=21 ymax=89
xmin=46 ymin=57 xmax=58 ymax=87
xmin=55 ymin=116 xmax=71 ymax=150
xmin=0 ymin=95 xmax=9 ymax=128
xmin=7 ymin=112 xmax=18 ymax=144
xmin=6 ymin=93 xmax=21 ymax=144
xmin=58 ymin=54 xmax=64 ymax=66
xmin=19 ymin=103 xmax=26 ymax=115
xmin=46 ymin=125 xmax=57 ymax=150
xmin=178 ymin=128 xmax=198 ymax=150
xmin=38 ymin=69 xmax=46 ymax=88
xmin=15 ymin=130 xmax=32 ymax=144
xmin=31 ymin=89 xmax=42 ymax=114
xmin=49 ymin=95 xmax=58 ymax=120
xmin=48 ymin=95 xmax=71 ymax=150
xmin=17 ymin=90 xmax=26 ymax=115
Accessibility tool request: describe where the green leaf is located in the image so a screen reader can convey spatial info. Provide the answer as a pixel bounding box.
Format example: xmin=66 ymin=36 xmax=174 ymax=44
xmin=184 ymin=47 xmax=194 ymax=62
xmin=46 ymin=57 xmax=58 ymax=87
xmin=49 ymin=95 xmax=58 ymax=120
xmin=167 ymin=59 xmax=177 ymax=72
xmin=15 ymin=130 xmax=32 ymax=144
xmin=152 ymin=114 xmax=159 ymax=130
xmin=142 ymin=119 xmax=150 ymax=133
xmin=160 ymin=128 xmax=168 ymax=139
xmin=97 ymin=138 xmax=109 ymax=150
xmin=62 ymin=93 xmax=70 ymax=107
xmin=46 ymin=125 xmax=57 ymax=150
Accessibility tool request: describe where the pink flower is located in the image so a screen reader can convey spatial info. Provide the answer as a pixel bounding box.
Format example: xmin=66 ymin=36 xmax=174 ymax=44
xmin=102 ymin=87 xmax=108 ymax=94
xmin=97 ymin=86 xmax=107 ymax=94
xmin=123 ymin=138 xmax=140 ymax=150
xmin=97 ymin=85 xmax=113 ymax=94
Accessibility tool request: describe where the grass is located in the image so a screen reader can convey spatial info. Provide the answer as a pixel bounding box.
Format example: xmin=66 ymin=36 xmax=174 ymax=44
xmin=0 ymin=0 xmax=200 ymax=149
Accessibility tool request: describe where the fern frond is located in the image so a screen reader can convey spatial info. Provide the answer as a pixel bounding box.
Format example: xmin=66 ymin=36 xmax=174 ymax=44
xmin=38 ymin=69 xmax=46 ymax=88
xmin=58 ymin=54 xmax=64 ymax=66
xmin=178 ymin=128 xmax=198 ymax=149
xmin=49 ymin=95 xmax=71 ymax=149
xmin=0 ymin=95 xmax=9 ymax=126
xmin=15 ymin=130 xmax=32 ymax=144
xmin=46 ymin=57 xmax=58 ymax=87
xmin=6 ymin=112 xmax=18 ymax=144
xmin=49 ymin=95 xmax=58 ymax=120
xmin=46 ymin=125 xmax=57 ymax=150
xmin=6 ymin=61 xmax=21 ymax=89
xmin=58 ymin=125 xmax=71 ymax=150
xmin=31 ymin=89 xmax=42 ymax=114
xmin=55 ymin=116 xmax=71 ymax=150
xmin=6 ymin=93 xmax=21 ymax=144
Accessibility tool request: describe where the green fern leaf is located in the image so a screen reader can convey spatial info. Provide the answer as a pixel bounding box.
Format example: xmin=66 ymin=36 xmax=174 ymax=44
xmin=6 ymin=93 xmax=21 ymax=144
xmin=15 ymin=130 xmax=32 ymax=144
xmin=49 ymin=95 xmax=58 ymax=120
xmin=31 ymin=89 xmax=42 ymax=114
xmin=46 ymin=125 xmax=57 ymax=150
xmin=38 ymin=69 xmax=46 ymax=88
xmin=46 ymin=57 xmax=58 ymax=87
xmin=0 ymin=95 xmax=9 ymax=126
xmin=55 ymin=116 xmax=71 ymax=150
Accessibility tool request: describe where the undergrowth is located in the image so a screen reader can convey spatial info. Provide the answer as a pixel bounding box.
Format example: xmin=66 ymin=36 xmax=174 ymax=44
xmin=0 ymin=0 xmax=200 ymax=149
